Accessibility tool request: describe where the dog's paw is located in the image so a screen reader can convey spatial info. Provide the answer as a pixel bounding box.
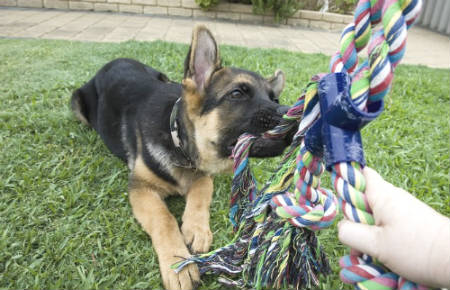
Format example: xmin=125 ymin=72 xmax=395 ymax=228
xmin=181 ymin=221 xmax=213 ymax=254
xmin=160 ymin=255 xmax=200 ymax=290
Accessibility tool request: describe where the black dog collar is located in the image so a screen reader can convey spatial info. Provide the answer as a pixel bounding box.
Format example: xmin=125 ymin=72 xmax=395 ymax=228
xmin=170 ymin=98 xmax=195 ymax=168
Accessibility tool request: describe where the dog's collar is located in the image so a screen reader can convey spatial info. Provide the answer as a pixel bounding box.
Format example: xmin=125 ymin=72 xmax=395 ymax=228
xmin=170 ymin=98 xmax=195 ymax=168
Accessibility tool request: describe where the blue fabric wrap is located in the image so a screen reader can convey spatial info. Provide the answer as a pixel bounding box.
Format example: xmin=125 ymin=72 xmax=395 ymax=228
xmin=305 ymin=72 xmax=384 ymax=170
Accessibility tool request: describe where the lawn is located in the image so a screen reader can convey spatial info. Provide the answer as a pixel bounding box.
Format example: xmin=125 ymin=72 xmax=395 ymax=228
xmin=0 ymin=38 xmax=448 ymax=290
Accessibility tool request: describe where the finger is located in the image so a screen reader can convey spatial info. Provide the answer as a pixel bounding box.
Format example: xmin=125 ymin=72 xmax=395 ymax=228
xmin=363 ymin=166 xmax=385 ymax=193
xmin=363 ymin=166 xmax=392 ymax=209
xmin=338 ymin=219 xmax=380 ymax=259
xmin=350 ymin=248 xmax=362 ymax=257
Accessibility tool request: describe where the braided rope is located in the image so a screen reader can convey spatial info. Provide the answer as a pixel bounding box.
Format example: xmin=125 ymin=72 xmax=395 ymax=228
xmin=332 ymin=162 xmax=373 ymax=224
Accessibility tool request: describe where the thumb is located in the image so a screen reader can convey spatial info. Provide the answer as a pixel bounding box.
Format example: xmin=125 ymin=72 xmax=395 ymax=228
xmin=363 ymin=166 xmax=392 ymax=211
xmin=338 ymin=219 xmax=381 ymax=259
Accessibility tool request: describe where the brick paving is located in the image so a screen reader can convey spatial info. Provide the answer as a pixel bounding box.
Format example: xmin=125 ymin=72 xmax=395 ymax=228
xmin=0 ymin=7 xmax=449 ymax=68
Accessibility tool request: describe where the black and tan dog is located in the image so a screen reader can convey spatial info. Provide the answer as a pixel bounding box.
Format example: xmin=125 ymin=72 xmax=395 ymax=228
xmin=71 ymin=26 xmax=293 ymax=289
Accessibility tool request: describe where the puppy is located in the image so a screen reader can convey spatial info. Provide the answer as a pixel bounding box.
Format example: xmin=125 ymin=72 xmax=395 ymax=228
xmin=71 ymin=25 xmax=291 ymax=289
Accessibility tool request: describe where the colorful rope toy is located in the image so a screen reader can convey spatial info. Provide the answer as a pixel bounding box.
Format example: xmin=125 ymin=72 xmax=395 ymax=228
xmin=174 ymin=0 xmax=426 ymax=289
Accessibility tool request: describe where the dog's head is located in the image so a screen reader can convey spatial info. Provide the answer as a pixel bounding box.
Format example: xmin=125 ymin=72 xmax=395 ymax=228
xmin=181 ymin=26 xmax=288 ymax=174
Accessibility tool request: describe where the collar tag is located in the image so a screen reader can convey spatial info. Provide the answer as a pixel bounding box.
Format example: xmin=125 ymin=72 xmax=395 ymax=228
xmin=169 ymin=98 xmax=195 ymax=168
xmin=170 ymin=98 xmax=182 ymax=148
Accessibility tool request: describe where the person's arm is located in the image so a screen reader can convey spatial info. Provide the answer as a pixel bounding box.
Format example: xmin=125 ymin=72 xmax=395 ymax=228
xmin=338 ymin=167 xmax=450 ymax=288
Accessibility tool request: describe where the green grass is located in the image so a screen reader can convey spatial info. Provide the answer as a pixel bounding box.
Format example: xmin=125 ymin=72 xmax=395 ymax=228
xmin=0 ymin=38 xmax=448 ymax=290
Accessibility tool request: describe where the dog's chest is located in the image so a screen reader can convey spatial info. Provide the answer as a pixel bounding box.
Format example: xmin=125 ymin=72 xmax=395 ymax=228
xmin=172 ymin=168 xmax=205 ymax=196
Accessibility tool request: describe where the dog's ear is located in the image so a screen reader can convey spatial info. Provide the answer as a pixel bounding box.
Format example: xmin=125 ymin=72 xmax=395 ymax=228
xmin=267 ymin=69 xmax=285 ymax=100
xmin=184 ymin=25 xmax=221 ymax=92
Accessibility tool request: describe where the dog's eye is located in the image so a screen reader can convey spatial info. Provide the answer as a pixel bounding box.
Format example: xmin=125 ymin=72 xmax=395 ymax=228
xmin=269 ymin=90 xmax=279 ymax=103
xmin=241 ymin=84 xmax=249 ymax=93
xmin=230 ymin=89 xmax=243 ymax=99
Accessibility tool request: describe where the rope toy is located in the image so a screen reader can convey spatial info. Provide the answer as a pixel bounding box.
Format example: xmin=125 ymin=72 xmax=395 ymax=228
xmin=173 ymin=91 xmax=331 ymax=289
xmin=174 ymin=0 xmax=426 ymax=289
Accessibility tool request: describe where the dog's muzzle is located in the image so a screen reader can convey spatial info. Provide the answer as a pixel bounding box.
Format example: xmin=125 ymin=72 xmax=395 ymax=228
xmin=250 ymin=105 xmax=290 ymax=131
xmin=277 ymin=105 xmax=290 ymax=116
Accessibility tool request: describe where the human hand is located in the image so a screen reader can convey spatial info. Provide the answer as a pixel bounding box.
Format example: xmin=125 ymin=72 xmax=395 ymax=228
xmin=338 ymin=167 xmax=450 ymax=288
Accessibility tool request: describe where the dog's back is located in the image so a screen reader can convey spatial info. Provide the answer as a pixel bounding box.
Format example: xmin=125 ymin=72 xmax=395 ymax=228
xmin=71 ymin=58 xmax=181 ymax=162
xmin=71 ymin=58 xmax=174 ymax=126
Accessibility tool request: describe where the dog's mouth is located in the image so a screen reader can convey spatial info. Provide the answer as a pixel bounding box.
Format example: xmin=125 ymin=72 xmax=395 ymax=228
xmin=225 ymin=133 xmax=258 ymax=157
xmin=227 ymin=139 xmax=239 ymax=153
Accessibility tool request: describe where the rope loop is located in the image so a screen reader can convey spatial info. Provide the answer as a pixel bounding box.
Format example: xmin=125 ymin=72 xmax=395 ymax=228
xmin=331 ymin=0 xmax=422 ymax=109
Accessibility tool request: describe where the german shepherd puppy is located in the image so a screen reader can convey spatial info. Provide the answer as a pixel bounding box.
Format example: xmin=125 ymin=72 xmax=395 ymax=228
xmin=71 ymin=26 xmax=292 ymax=290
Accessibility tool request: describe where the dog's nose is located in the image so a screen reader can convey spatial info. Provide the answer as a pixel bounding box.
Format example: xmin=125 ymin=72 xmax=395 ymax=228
xmin=277 ymin=105 xmax=290 ymax=115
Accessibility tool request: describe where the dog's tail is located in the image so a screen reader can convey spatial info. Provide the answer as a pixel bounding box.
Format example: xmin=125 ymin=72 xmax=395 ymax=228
xmin=71 ymin=78 xmax=98 ymax=128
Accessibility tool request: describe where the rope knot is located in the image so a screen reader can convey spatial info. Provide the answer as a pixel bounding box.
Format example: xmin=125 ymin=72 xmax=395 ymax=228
xmin=270 ymin=141 xmax=338 ymax=231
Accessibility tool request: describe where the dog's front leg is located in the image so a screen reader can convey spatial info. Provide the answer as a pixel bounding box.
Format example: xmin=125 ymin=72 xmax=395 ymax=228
xmin=181 ymin=176 xmax=213 ymax=254
xmin=129 ymin=180 xmax=200 ymax=290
